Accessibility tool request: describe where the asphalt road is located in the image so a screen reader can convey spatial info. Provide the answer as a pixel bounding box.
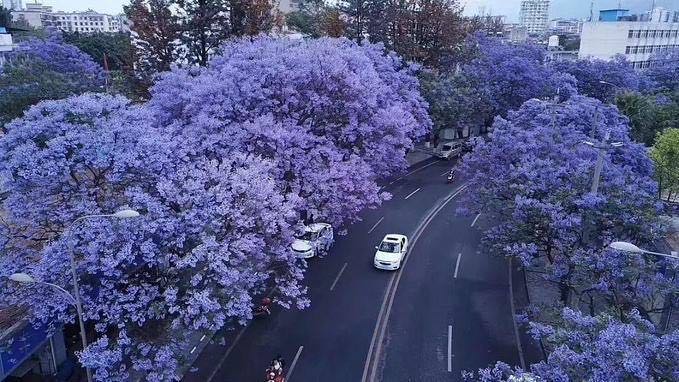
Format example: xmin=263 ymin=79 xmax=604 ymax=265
xmin=183 ymin=158 xmax=523 ymax=382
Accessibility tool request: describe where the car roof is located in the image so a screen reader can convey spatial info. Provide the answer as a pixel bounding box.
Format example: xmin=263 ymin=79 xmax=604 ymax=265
xmin=383 ymin=234 xmax=406 ymax=242
xmin=307 ymin=222 xmax=330 ymax=232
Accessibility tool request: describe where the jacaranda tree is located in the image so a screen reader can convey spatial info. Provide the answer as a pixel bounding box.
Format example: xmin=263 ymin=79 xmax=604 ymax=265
xmin=0 ymin=31 xmax=105 ymax=129
xmin=466 ymin=308 xmax=679 ymax=381
xmin=458 ymin=96 xmax=663 ymax=307
xmin=0 ymin=37 xmax=431 ymax=381
xmin=149 ymin=37 xmax=431 ymax=226
xmin=551 ymin=56 xmax=642 ymax=103
xmin=0 ymin=94 xmax=305 ymax=381
xmin=424 ymin=35 xmax=576 ymax=137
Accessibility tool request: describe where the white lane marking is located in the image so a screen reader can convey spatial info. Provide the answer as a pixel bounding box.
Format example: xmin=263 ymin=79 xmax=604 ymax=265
xmin=330 ymin=263 xmax=348 ymax=291
xmin=388 ymin=160 xmax=442 ymax=185
xmin=286 ymin=346 xmax=304 ymax=380
xmin=363 ymin=183 xmax=469 ymax=382
xmin=207 ymin=326 xmax=248 ymax=382
xmin=404 ymin=187 xmax=421 ymax=200
xmin=447 ymin=325 xmax=453 ymax=372
xmin=454 ymin=253 xmax=462 ymax=279
xmin=367 ymin=217 xmax=385 ymax=234
xmin=190 ymin=346 xmax=197 ymax=354
xmin=471 ymin=213 xmax=481 ymax=227
xmin=200 ymin=335 xmax=206 ymax=341
xmin=440 ymin=169 xmax=450 ymax=176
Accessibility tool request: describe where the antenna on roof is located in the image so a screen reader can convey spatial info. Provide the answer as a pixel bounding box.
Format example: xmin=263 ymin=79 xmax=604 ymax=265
xmin=589 ymin=0 xmax=594 ymax=21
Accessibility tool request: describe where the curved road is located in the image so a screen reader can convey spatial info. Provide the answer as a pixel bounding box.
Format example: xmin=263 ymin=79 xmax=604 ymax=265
xmin=183 ymin=158 xmax=523 ymax=382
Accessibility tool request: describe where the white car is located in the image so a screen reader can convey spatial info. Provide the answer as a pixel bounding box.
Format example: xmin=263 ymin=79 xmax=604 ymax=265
xmin=373 ymin=234 xmax=409 ymax=270
xmin=291 ymin=223 xmax=334 ymax=259
xmin=436 ymin=141 xmax=463 ymax=160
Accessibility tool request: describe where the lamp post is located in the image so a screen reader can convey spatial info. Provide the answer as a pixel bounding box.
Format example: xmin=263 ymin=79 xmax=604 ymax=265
xmin=609 ymin=241 xmax=679 ymax=260
xmin=10 ymin=209 xmax=139 ymax=382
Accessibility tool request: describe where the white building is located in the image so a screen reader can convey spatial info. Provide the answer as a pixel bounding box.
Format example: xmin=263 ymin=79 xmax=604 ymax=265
xmin=277 ymin=0 xmax=299 ymax=14
xmin=0 ymin=27 xmax=15 ymax=67
xmin=579 ymin=9 xmax=679 ymax=69
xmin=10 ymin=1 xmax=51 ymax=28
xmin=2 ymin=0 xmax=22 ymax=11
xmin=519 ymin=0 xmax=550 ymax=35
xmin=43 ymin=10 xmax=126 ymax=33
xmin=11 ymin=1 xmax=127 ymax=33
xmin=549 ymin=18 xmax=583 ymax=35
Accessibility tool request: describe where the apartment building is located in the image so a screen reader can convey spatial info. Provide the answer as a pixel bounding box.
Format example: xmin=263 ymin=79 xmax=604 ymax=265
xmin=519 ymin=0 xmax=550 ymax=35
xmin=579 ymin=8 xmax=679 ymax=69
xmin=11 ymin=1 xmax=127 ymax=33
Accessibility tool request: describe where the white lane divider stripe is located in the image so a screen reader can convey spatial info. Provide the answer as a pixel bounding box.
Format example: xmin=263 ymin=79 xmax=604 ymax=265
xmin=367 ymin=217 xmax=384 ymax=234
xmin=330 ymin=263 xmax=348 ymax=291
xmin=471 ymin=213 xmax=481 ymax=227
xmin=447 ymin=325 xmax=453 ymax=372
xmin=388 ymin=160 xmax=442 ymax=185
xmin=454 ymin=253 xmax=462 ymax=279
xmin=286 ymin=346 xmax=304 ymax=380
xmin=404 ymin=187 xmax=421 ymax=200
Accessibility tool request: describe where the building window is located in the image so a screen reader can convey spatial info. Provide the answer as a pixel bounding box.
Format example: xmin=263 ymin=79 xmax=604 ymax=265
xmin=642 ymin=30 xmax=649 ymax=38
xmin=634 ymin=30 xmax=641 ymax=38
xmin=632 ymin=46 xmax=639 ymax=54
xmin=628 ymin=30 xmax=634 ymax=38
xmin=625 ymin=46 xmax=631 ymax=54
xmin=650 ymin=30 xmax=656 ymax=38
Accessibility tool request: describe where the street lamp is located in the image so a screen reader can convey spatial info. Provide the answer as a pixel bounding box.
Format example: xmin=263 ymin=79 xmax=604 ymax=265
xmin=609 ymin=241 xmax=679 ymax=260
xmin=10 ymin=209 xmax=140 ymax=382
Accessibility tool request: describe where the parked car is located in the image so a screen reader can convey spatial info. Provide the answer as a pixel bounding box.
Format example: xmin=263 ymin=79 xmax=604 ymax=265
xmin=436 ymin=141 xmax=464 ymax=160
xmin=291 ymin=223 xmax=334 ymax=258
xmin=373 ymin=234 xmax=409 ymax=270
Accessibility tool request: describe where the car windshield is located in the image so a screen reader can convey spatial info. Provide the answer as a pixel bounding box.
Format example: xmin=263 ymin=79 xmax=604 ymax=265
xmin=298 ymin=231 xmax=318 ymax=241
xmin=442 ymin=145 xmax=452 ymax=150
xmin=379 ymin=241 xmax=401 ymax=253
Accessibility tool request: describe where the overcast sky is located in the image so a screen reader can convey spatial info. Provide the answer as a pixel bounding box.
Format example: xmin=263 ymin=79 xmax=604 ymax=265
xmin=34 ymin=0 xmax=679 ymax=21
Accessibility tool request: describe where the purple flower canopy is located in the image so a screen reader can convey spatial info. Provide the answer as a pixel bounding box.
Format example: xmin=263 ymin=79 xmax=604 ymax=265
xmin=0 ymin=37 xmax=432 ymax=380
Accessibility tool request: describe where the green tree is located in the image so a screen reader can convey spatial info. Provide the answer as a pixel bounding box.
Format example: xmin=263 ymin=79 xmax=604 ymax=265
xmin=0 ymin=33 xmax=105 ymax=129
xmin=651 ymin=128 xmax=679 ymax=202
xmin=616 ymin=91 xmax=679 ymax=146
xmin=286 ymin=0 xmax=339 ymax=37
xmin=63 ymin=32 xmax=134 ymax=71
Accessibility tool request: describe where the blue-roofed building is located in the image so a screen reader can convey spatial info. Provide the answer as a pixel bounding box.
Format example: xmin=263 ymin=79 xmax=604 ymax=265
xmin=0 ymin=305 xmax=68 ymax=381
xmin=599 ymin=9 xmax=630 ymax=22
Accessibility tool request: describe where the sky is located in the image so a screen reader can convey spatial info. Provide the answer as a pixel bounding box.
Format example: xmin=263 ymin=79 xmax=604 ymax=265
xmin=24 ymin=0 xmax=679 ymax=19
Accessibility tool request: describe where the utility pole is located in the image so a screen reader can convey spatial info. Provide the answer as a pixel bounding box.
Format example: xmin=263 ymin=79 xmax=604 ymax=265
xmin=584 ymin=128 xmax=624 ymax=195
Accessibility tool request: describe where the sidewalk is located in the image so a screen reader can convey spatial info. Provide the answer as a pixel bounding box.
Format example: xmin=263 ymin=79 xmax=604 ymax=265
xmin=406 ymin=144 xmax=437 ymax=166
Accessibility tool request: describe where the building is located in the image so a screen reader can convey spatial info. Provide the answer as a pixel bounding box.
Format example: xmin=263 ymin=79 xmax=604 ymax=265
xmin=0 ymin=305 xmax=68 ymax=380
xmin=549 ymin=18 xmax=583 ymax=35
xmin=2 ymin=0 xmax=22 ymax=11
xmin=504 ymin=23 xmax=528 ymax=42
xmin=519 ymin=0 xmax=550 ymax=35
xmin=579 ymin=8 xmax=679 ymax=69
xmin=11 ymin=1 xmax=127 ymax=33
xmin=0 ymin=27 xmax=14 ymax=67
xmin=10 ymin=1 xmax=51 ymax=29
xmin=277 ymin=0 xmax=299 ymax=14
xmin=43 ymin=10 xmax=126 ymax=33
